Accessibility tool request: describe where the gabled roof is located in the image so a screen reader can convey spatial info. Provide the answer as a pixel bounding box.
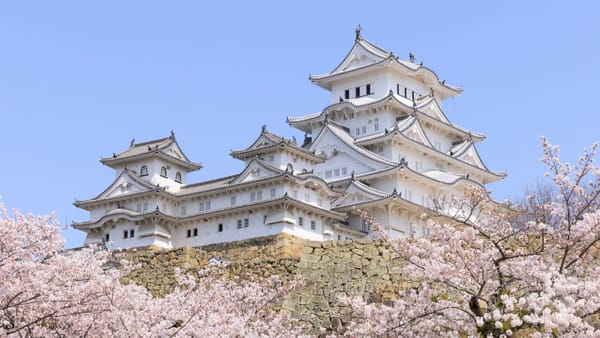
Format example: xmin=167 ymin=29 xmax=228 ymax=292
xmin=228 ymin=157 xmax=286 ymax=185
xmin=449 ymin=139 xmax=490 ymax=171
xmin=309 ymin=29 xmax=461 ymax=99
xmin=309 ymin=120 xmax=396 ymax=169
xmin=74 ymin=169 xmax=163 ymax=209
xmin=94 ymin=169 xmax=157 ymax=200
xmin=230 ymin=126 xmax=325 ymax=163
xmin=100 ymin=132 xmax=202 ymax=171
xmin=332 ymin=180 xmax=390 ymax=208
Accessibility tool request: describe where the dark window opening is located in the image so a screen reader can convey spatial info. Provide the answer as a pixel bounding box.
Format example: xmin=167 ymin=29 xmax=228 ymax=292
xmin=355 ymin=87 xmax=360 ymax=98
xmin=105 ymin=233 xmax=110 ymax=242
xmin=218 ymin=223 xmax=223 ymax=232
xmin=160 ymin=166 xmax=167 ymax=177
xmin=123 ymin=230 xmax=128 ymax=239
xmin=175 ymin=172 xmax=182 ymax=183
xmin=311 ymin=220 xmax=316 ymax=230
xmin=366 ymin=84 xmax=371 ymax=95
xmin=140 ymin=165 xmax=148 ymax=176
xmin=187 ymin=229 xmax=192 ymax=238
xmin=344 ymin=89 xmax=350 ymax=99
xmin=129 ymin=229 xmax=134 ymax=238
xmin=404 ymin=87 xmax=407 ymax=97
xmin=396 ymin=84 xmax=400 ymax=95
xmin=193 ymin=228 xmax=198 ymax=236
xmin=411 ymin=91 xmax=415 ymax=101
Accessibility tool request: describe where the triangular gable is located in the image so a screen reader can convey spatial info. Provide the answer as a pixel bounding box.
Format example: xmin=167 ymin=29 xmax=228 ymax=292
xmin=96 ymin=170 xmax=156 ymax=200
xmin=455 ymin=143 xmax=488 ymax=170
xmin=229 ymin=158 xmax=285 ymax=184
xmin=418 ymin=98 xmax=450 ymax=124
xmin=242 ymin=128 xmax=283 ymax=152
xmin=330 ymin=39 xmax=388 ymax=75
xmin=397 ymin=116 xmax=434 ymax=148
xmin=309 ymin=123 xmax=394 ymax=175
xmin=332 ymin=181 xmax=388 ymax=208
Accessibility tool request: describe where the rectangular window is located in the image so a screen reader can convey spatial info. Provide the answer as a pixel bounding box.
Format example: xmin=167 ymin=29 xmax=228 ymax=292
xmin=237 ymin=219 xmax=242 ymax=229
xmin=396 ymin=83 xmax=400 ymax=95
xmin=270 ymin=188 xmax=276 ymax=198
xmin=311 ymin=220 xmax=316 ymax=230
xmin=411 ymin=90 xmax=415 ymax=101
xmin=269 ymin=155 xmax=274 ymax=162
xmin=362 ymin=126 xmax=367 ymax=134
xmin=206 ymin=200 xmax=211 ymax=210
xmin=143 ymin=202 xmax=148 ymax=211
xmin=136 ymin=204 xmax=141 ymax=212
xmin=404 ymin=87 xmax=408 ymax=97
xmin=263 ymin=215 xmax=267 ymax=224
xmin=325 ymin=170 xmax=332 ymax=179
xmin=366 ymin=84 xmax=371 ymax=95
xmin=298 ymin=217 xmax=304 ymax=226
xmin=334 ymin=168 xmax=340 ymax=177
xmin=374 ymin=118 xmax=379 ymax=131
xmin=130 ymin=229 xmax=134 ymax=238
xmin=355 ymin=87 xmax=360 ymax=97
xmin=344 ymin=89 xmax=350 ymax=99
xmin=105 ymin=233 xmax=110 ymax=242
xmin=193 ymin=228 xmax=198 ymax=237
xmin=218 ymin=223 xmax=223 ymax=232
xmin=355 ymin=127 xmax=360 ymax=136
xmin=187 ymin=229 xmax=192 ymax=238
xmin=256 ymin=191 xmax=262 ymax=200
xmin=199 ymin=202 xmax=205 ymax=211
xmin=181 ymin=205 xmax=186 ymax=216
xmin=293 ymin=190 xmax=298 ymax=199
xmin=341 ymin=167 xmax=347 ymax=175
xmin=244 ymin=218 xmax=249 ymax=227
xmin=250 ymin=192 xmax=256 ymax=201
xmin=230 ymin=196 xmax=236 ymax=206
xmin=123 ymin=230 xmax=128 ymax=239
xmin=318 ymin=198 xmax=322 ymax=207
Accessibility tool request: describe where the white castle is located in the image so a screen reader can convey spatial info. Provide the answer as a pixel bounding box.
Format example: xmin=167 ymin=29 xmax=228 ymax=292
xmin=74 ymin=28 xmax=505 ymax=249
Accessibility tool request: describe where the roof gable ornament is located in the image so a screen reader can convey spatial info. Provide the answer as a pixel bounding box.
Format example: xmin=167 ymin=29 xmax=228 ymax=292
xmin=355 ymin=24 xmax=362 ymax=41
xmin=409 ymin=51 xmax=415 ymax=63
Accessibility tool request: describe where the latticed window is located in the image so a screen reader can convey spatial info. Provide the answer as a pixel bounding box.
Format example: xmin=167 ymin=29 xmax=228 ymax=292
xmin=140 ymin=165 xmax=148 ymax=176
xmin=160 ymin=166 xmax=167 ymax=177
xmin=175 ymin=172 xmax=182 ymax=183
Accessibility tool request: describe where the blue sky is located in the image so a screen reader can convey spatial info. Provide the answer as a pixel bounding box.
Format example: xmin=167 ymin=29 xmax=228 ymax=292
xmin=1 ymin=1 xmax=598 ymax=248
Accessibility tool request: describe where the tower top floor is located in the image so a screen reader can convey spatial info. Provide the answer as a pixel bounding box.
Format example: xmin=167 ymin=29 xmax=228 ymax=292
xmin=309 ymin=26 xmax=462 ymax=105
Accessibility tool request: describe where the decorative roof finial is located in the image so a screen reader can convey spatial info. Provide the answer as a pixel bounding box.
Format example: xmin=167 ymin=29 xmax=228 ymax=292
xmin=409 ymin=51 xmax=415 ymax=63
xmin=130 ymin=138 xmax=135 ymax=147
xmin=355 ymin=24 xmax=362 ymax=41
xmin=170 ymin=130 xmax=175 ymax=138
xmin=262 ymin=124 xmax=267 ymax=132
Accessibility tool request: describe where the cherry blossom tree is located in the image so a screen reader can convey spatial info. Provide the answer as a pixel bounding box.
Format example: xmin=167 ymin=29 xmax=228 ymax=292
xmin=0 ymin=202 xmax=304 ymax=337
xmin=343 ymin=138 xmax=600 ymax=337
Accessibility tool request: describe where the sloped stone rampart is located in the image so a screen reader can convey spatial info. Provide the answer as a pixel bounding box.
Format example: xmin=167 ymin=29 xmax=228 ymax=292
xmin=121 ymin=234 xmax=402 ymax=331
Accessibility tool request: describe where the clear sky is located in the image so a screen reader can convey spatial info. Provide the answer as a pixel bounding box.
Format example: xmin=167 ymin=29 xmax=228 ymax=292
xmin=1 ymin=1 xmax=598 ymax=248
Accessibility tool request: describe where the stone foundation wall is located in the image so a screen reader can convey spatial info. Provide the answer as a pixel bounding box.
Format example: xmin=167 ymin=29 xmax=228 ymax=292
xmin=121 ymin=234 xmax=402 ymax=331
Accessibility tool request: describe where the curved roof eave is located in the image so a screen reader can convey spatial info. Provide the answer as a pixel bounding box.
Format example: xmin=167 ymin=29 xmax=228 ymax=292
xmin=311 ymin=55 xmax=462 ymax=97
